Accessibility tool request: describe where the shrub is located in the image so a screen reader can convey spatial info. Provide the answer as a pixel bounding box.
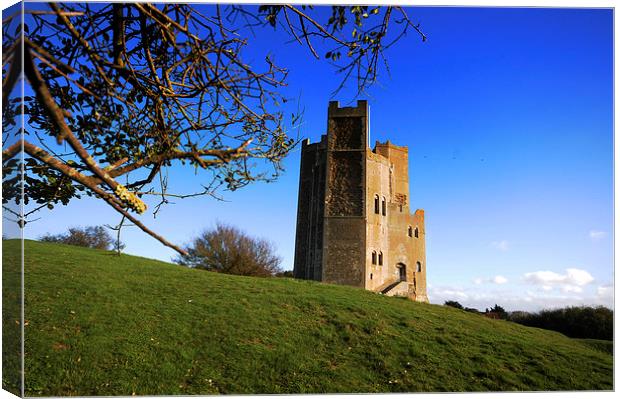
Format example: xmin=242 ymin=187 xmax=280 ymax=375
xmin=444 ymin=301 xmax=482 ymax=314
xmin=444 ymin=300 xmax=464 ymax=309
xmin=486 ymin=304 xmax=508 ymax=320
xmin=508 ymin=306 xmax=613 ymax=340
xmin=174 ymin=223 xmax=282 ymax=277
xmin=39 ymin=226 xmax=122 ymax=251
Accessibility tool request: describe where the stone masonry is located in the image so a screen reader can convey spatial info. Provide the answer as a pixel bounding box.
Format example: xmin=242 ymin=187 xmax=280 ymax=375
xmin=293 ymin=100 xmax=428 ymax=301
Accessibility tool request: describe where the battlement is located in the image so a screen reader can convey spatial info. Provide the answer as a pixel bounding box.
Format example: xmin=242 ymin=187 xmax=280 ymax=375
xmin=301 ymin=134 xmax=327 ymax=149
xmin=373 ymin=140 xmax=408 ymax=153
xmin=302 ymin=102 xmax=368 ymax=150
xmin=372 ymin=139 xmax=409 ymax=165
xmin=328 ymin=100 xmax=368 ymax=118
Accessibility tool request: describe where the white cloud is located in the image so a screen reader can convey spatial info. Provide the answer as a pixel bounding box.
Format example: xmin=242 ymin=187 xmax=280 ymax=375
xmin=491 ymin=240 xmax=509 ymax=251
xmin=429 ymin=284 xmax=612 ymax=312
xmin=432 ymin=288 xmax=469 ymax=300
xmin=523 ymin=268 xmax=594 ymax=287
xmin=589 ymin=230 xmax=607 ymax=240
xmin=523 ymin=268 xmax=595 ymax=297
xmin=565 ymin=268 xmax=595 ymax=286
xmin=428 ymin=271 xmax=610 ymax=313
xmin=561 ymin=285 xmax=583 ymax=294
xmin=597 ymin=284 xmax=613 ymax=300
xmin=473 ymin=275 xmax=508 ymax=285
xmin=492 ymin=275 xmax=508 ymax=284
xmin=524 ymin=270 xmax=564 ymax=285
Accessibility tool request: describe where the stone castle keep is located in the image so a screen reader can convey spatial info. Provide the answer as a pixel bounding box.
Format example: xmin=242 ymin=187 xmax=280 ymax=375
xmin=293 ymin=100 xmax=428 ymax=301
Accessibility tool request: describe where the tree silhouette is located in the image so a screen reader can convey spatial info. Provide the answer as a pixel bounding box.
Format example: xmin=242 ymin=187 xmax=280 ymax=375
xmin=174 ymin=223 xmax=282 ymax=277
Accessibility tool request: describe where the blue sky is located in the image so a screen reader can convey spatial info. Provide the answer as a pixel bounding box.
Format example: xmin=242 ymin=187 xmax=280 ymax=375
xmin=9 ymin=5 xmax=613 ymax=311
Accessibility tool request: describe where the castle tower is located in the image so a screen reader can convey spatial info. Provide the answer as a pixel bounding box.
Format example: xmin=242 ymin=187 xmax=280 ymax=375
xmin=293 ymin=101 xmax=427 ymax=301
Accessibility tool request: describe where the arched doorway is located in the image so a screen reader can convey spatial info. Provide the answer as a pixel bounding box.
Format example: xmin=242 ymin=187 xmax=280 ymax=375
xmin=396 ymin=263 xmax=407 ymax=282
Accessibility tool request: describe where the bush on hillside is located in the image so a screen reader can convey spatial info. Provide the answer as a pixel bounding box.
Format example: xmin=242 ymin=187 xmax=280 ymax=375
xmin=508 ymin=306 xmax=613 ymax=340
xmin=485 ymin=304 xmax=508 ymax=320
xmin=444 ymin=301 xmax=481 ymax=314
xmin=444 ymin=300 xmax=464 ymax=309
xmin=174 ymin=223 xmax=282 ymax=277
xmin=39 ymin=226 xmax=123 ymax=251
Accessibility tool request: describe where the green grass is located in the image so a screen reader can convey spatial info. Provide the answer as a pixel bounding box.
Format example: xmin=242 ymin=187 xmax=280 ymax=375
xmin=573 ymin=339 xmax=614 ymax=356
xmin=2 ymin=239 xmax=613 ymax=395
xmin=2 ymin=239 xmax=21 ymax=396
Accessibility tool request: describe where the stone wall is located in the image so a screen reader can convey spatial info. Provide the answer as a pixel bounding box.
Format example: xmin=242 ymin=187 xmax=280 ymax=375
xmin=370 ymin=141 xmax=428 ymax=302
xmin=325 ymin=151 xmax=364 ymax=216
xmin=322 ymin=217 xmax=366 ymax=286
xmin=322 ymin=101 xmax=367 ymax=287
xmin=411 ymin=209 xmax=428 ymax=301
xmin=293 ymin=136 xmax=326 ymax=281
xmin=365 ymin=150 xmax=391 ymax=291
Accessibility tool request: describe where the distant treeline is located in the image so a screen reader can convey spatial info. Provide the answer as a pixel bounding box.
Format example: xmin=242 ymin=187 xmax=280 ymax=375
xmin=508 ymin=306 xmax=613 ymax=341
xmin=444 ymin=301 xmax=613 ymax=341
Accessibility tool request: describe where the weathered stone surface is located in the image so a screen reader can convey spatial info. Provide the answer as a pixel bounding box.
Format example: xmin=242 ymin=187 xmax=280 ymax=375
xmin=293 ymin=100 xmax=427 ymax=302
xmin=328 ymin=117 xmax=364 ymax=150
xmin=293 ymin=136 xmax=326 ymax=281
xmin=326 ymin=151 xmax=364 ymax=217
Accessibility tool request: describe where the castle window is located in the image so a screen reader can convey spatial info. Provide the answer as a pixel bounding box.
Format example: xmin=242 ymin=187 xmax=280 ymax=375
xmin=414 ymin=227 xmax=419 ymax=238
xmin=378 ymin=251 xmax=383 ymax=266
xmin=399 ymin=204 xmax=403 ymax=212
xmin=370 ymin=273 xmax=373 ymax=280
xmin=416 ymin=261 xmax=422 ymax=272
xmin=374 ymin=195 xmax=380 ymax=214
xmin=408 ymin=226 xmax=413 ymax=237
xmin=382 ymin=197 xmax=386 ymax=216
xmin=371 ymin=251 xmax=377 ymax=265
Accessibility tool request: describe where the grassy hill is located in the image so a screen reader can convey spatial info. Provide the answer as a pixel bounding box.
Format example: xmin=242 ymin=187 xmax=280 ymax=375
xmin=2 ymin=240 xmax=613 ymax=395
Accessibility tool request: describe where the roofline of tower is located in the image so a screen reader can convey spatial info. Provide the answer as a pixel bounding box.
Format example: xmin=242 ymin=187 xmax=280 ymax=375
xmin=302 ymin=101 xmax=369 ymax=147
xmin=328 ymin=100 xmax=368 ymax=118
xmin=301 ymin=134 xmax=328 ymax=148
xmin=373 ymin=140 xmax=409 ymax=153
